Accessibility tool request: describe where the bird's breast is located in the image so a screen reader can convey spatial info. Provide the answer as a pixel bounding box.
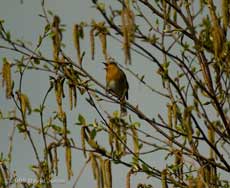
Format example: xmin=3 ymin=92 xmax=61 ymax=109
xmin=107 ymin=80 xmax=117 ymax=90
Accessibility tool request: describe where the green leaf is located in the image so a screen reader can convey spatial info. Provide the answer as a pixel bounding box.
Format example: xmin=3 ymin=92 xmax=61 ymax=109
xmin=48 ymin=30 xmax=56 ymax=38
xmin=155 ymin=19 xmax=159 ymax=27
xmin=175 ymin=124 xmax=183 ymax=133
xmin=0 ymin=110 xmax=2 ymax=119
xmin=191 ymin=67 xmax=196 ymax=73
xmin=3 ymin=57 xmax=8 ymax=64
xmin=138 ymin=143 xmax=143 ymax=150
xmin=51 ymin=124 xmax=62 ymax=134
xmin=78 ymin=26 xmax=84 ymax=39
xmin=33 ymin=108 xmax=41 ymax=113
xmin=90 ymin=128 xmax=97 ymax=139
xmin=44 ymin=24 xmax=50 ymax=33
xmin=132 ymin=122 xmax=140 ymax=128
xmin=203 ymin=101 xmax=211 ymax=105
xmin=142 ymin=163 xmax=149 ymax=172
xmin=97 ymin=2 xmax=105 ymax=11
xmin=43 ymin=64 xmax=49 ymax=70
xmin=16 ymin=123 xmax=26 ymax=133
xmin=6 ymin=31 xmax=11 ymax=40
xmin=37 ymin=35 xmax=43 ymax=47
xmin=33 ymin=58 xmax=40 ymax=65
xmin=140 ymin=75 xmax=145 ymax=82
xmin=132 ymin=156 xmax=139 ymax=170
xmin=180 ymin=86 xmax=185 ymax=91
xmin=47 ymin=10 xmax=53 ymax=16
xmin=148 ymin=34 xmax=159 ymax=44
xmin=183 ymin=42 xmax=190 ymax=51
xmin=112 ymin=111 xmax=119 ymax=118
xmin=0 ymin=19 xmax=5 ymax=24
xmin=77 ymin=114 xmax=86 ymax=126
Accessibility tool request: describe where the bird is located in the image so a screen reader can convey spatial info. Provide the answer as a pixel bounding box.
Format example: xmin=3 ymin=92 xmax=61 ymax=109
xmin=104 ymin=61 xmax=129 ymax=116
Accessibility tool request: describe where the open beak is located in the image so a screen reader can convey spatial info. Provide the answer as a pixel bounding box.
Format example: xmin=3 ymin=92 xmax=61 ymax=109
xmin=102 ymin=62 xmax=107 ymax=70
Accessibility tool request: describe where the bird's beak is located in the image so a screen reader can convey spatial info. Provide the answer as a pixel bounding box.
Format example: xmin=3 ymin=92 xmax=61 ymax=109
xmin=102 ymin=62 xmax=107 ymax=70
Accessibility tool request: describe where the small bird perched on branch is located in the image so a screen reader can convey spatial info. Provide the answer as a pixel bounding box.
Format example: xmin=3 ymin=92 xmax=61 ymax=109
xmin=104 ymin=61 xmax=129 ymax=116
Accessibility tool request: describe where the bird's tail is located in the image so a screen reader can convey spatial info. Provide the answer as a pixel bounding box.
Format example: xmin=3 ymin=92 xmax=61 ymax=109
xmin=120 ymin=99 xmax=127 ymax=117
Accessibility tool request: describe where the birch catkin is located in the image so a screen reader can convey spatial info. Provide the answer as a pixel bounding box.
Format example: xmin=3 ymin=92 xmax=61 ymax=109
xmin=90 ymin=153 xmax=99 ymax=180
xmin=183 ymin=107 xmax=193 ymax=144
xmin=0 ymin=166 xmax=6 ymax=188
xmin=208 ymin=125 xmax=215 ymax=159
xmin=68 ymin=84 xmax=73 ymax=110
xmin=99 ymin=31 xmax=107 ymax=60
xmin=54 ymin=77 xmax=64 ymax=117
xmin=121 ymin=0 xmax=135 ymax=64
xmin=90 ymin=26 xmax=95 ymax=60
xmin=121 ymin=8 xmax=135 ymax=64
xmin=65 ymin=142 xmax=73 ymax=180
xmin=126 ymin=170 xmax=132 ymax=188
xmin=222 ymin=0 xmax=230 ymax=31
xmin=197 ymin=167 xmax=204 ymax=188
xmin=167 ymin=104 xmax=174 ymax=146
xmin=2 ymin=58 xmax=12 ymax=99
xmin=212 ymin=25 xmax=224 ymax=59
xmin=68 ymin=83 xmax=77 ymax=111
xmin=131 ymin=126 xmax=139 ymax=156
xmin=81 ymin=127 xmax=87 ymax=158
xmin=16 ymin=91 xmax=32 ymax=117
xmin=174 ymin=150 xmax=183 ymax=180
xmin=161 ymin=169 xmax=168 ymax=188
xmin=104 ymin=159 xmax=112 ymax=188
xmin=52 ymin=15 xmax=61 ymax=61
xmin=73 ymin=24 xmax=82 ymax=65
